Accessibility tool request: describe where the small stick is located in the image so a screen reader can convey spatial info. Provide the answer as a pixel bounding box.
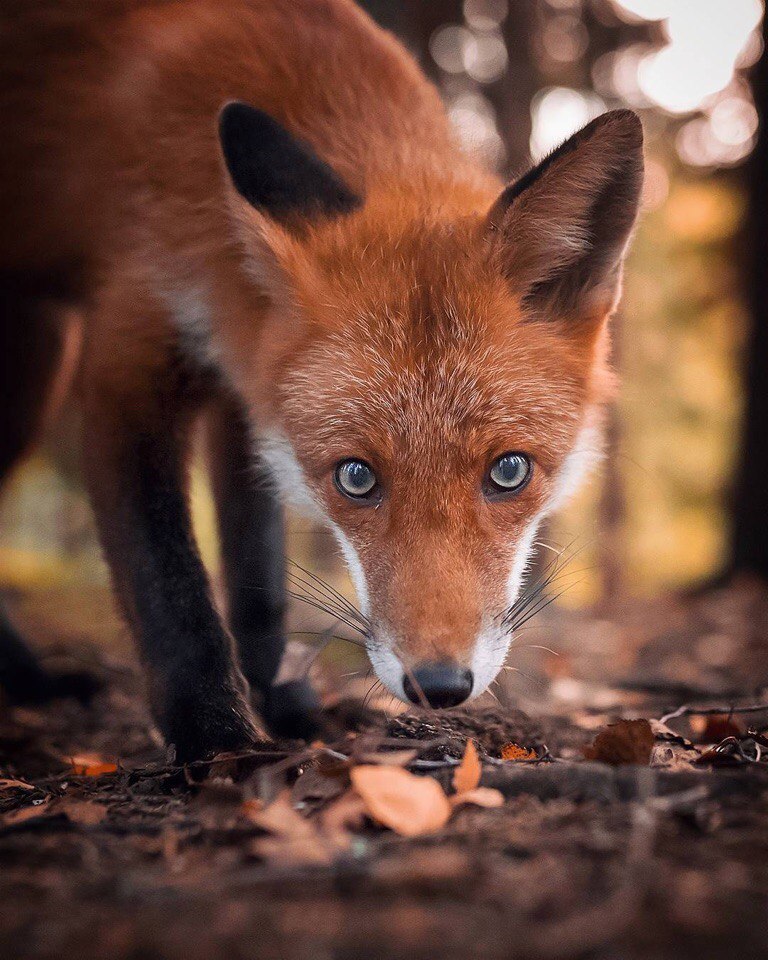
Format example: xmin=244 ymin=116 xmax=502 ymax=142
xmin=660 ymin=702 xmax=768 ymax=725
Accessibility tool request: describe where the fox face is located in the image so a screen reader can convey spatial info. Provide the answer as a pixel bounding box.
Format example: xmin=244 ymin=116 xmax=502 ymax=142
xmin=218 ymin=104 xmax=643 ymax=707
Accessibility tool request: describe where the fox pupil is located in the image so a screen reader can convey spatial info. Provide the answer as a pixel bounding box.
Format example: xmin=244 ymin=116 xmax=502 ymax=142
xmin=489 ymin=453 xmax=531 ymax=492
xmin=335 ymin=460 xmax=377 ymax=498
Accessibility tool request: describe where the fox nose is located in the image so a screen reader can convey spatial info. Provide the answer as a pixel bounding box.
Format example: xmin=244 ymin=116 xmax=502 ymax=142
xmin=403 ymin=663 xmax=473 ymax=708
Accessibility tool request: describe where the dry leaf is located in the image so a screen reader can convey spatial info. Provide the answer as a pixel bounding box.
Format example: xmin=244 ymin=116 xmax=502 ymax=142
xmin=59 ymin=798 xmax=108 ymax=826
xmin=350 ymin=765 xmax=451 ymax=837
xmin=244 ymin=791 xmax=334 ymax=865
xmin=321 ymin=790 xmax=367 ymax=842
xmin=695 ymin=715 xmax=743 ymax=744
xmin=70 ymin=754 xmax=118 ymax=776
xmin=241 ymin=792 xmax=315 ymax=839
xmin=450 ymin=787 xmax=505 ymax=809
xmin=583 ymin=719 xmax=654 ymax=766
xmin=252 ymin=834 xmax=333 ymax=865
xmin=453 ymin=740 xmax=481 ymax=794
xmin=0 ymin=778 xmax=35 ymax=792
xmin=500 ymin=743 xmax=538 ymax=761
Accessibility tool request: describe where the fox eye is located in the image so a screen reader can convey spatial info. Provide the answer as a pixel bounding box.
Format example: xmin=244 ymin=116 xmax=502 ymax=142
xmin=334 ymin=459 xmax=378 ymax=500
xmin=487 ymin=453 xmax=532 ymax=496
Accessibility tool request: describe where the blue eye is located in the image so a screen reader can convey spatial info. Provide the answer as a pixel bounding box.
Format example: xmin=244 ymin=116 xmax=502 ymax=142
xmin=488 ymin=453 xmax=531 ymax=495
xmin=334 ymin=459 xmax=378 ymax=499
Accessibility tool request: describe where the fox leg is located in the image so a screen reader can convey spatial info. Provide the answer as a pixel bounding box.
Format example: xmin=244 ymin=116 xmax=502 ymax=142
xmin=207 ymin=395 xmax=320 ymax=739
xmin=81 ymin=321 xmax=258 ymax=761
xmin=0 ymin=279 xmax=96 ymax=703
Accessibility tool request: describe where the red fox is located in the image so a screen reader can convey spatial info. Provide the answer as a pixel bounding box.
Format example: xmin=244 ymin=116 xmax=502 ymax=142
xmin=0 ymin=0 xmax=643 ymax=760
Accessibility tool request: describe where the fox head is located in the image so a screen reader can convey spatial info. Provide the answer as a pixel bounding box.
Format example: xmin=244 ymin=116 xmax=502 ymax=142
xmin=218 ymin=103 xmax=643 ymax=707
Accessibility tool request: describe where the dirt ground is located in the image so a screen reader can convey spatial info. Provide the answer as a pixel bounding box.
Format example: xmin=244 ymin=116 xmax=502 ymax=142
xmin=2 ymin=579 xmax=768 ymax=960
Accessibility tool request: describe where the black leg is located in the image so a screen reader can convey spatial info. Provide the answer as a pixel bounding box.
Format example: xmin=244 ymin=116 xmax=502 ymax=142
xmin=207 ymin=396 xmax=320 ymax=739
xmin=0 ymin=598 xmax=98 ymax=704
xmin=0 ymin=281 xmax=98 ymax=705
xmin=82 ymin=367 xmax=258 ymax=762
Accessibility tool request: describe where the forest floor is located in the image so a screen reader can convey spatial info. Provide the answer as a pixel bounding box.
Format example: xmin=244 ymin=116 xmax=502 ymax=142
xmin=1 ymin=578 xmax=768 ymax=960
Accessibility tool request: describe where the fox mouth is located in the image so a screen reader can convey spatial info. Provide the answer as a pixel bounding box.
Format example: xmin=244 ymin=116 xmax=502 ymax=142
xmin=285 ymin=561 xmax=506 ymax=709
xmin=286 ymin=541 xmax=577 ymax=711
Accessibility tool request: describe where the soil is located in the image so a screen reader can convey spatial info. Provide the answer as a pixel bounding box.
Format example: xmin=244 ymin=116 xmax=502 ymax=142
xmin=2 ymin=579 xmax=768 ymax=960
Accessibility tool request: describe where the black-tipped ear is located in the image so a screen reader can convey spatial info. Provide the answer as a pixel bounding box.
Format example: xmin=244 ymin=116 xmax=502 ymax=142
xmin=218 ymin=102 xmax=362 ymax=224
xmin=487 ymin=110 xmax=644 ymax=318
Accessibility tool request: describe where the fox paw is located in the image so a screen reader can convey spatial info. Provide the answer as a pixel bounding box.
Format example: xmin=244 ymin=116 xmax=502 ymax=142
xmin=161 ymin=685 xmax=260 ymax=764
xmin=262 ymin=679 xmax=322 ymax=742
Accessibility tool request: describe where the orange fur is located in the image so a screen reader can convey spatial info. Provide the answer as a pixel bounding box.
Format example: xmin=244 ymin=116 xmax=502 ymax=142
xmin=1 ymin=0 xmax=642 ymax=702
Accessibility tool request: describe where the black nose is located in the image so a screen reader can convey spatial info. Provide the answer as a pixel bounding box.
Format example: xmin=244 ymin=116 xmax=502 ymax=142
xmin=403 ymin=663 xmax=473 ymax=708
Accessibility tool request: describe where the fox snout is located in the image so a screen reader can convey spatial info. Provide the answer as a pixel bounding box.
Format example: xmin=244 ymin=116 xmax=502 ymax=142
xmin=403 ymin=663 xmax=474 ymax=708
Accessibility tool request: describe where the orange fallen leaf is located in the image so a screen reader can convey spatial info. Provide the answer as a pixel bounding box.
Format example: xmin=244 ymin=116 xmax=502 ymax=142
xmin=450 ymin=787 xmax=505 ymax=809
xmin=583 ymin=719 xmax=654 ymax=766
xmin=500 ymin=743 xmax=537 ymax=761
xmin=0 ymin=778 xmax=35 ymax=792
xmin=350 ymin=765 xmax=451 ymax=837
xmin=453 ymin=740 xmax=481 ymax=794
xmin=70 ymin=754 xmax=118 ymax=777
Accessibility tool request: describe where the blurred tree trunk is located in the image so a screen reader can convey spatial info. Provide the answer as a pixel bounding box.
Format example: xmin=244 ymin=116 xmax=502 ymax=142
xmin=494 ymin=3 xmax=538 ymax=174
xmin=359 ymin=0 xmax=536 ymax=173
xmin=731 ymin=17 xmax=768 ymax=579
xmin=596 ymin=315 xmax=627 ymax=605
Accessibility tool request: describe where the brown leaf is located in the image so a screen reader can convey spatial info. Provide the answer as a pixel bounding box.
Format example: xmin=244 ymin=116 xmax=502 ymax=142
xmin=252 ymin=834 xmax=332 ymax=865
xmin=320 ymin=790 xmax=368 ymax=842
xmin=244 ymin=791 xmax=335 ymax=865
xmin=583 ymin=719 xmax=655 ymax=766
xmin=59 ymin=798 xmax=108 ymax=826
xmin=350 ymin=765 xmax=451 ymax=837
xmin=453 ymin=740 xmax=481 ymax=794
xmin=241 ymin=792 xmax=314 ymax=839
xmin=450 ymin=787 xmax=505 ymax=809
xmin=0 ymin=778 xmax=35 ymax=793
xmin=694 ymin=715 xmax=743 ymax=744
xmin=500 ymin=743 xmax=538 ymax=762
xmin=70 ymin=754 xmax=118 ymax=777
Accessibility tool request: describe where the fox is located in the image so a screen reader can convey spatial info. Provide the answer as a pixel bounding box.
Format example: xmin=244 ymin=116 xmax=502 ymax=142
xmin=0 ymin=0 xmax=643 ymax=761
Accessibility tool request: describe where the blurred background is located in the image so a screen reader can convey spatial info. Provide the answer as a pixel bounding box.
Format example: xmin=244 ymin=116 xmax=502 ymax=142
xmin=2 ymin=0 xmax=767 ymax=707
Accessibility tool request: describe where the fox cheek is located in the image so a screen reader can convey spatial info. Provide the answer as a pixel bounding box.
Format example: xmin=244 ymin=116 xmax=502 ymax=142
xmin=257 ymin=429 xmax=327 ymax=521
xmin=330 ymin=526 xmax=371 ymax=615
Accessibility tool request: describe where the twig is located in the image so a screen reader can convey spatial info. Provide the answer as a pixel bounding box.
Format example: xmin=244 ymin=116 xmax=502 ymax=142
xmin=660 ymin=701 xmax=768 ymax=725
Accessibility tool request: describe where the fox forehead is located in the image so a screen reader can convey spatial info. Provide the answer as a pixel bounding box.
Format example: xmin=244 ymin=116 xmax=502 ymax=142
xmin=277 ymin=304 xmax=592 ymax=477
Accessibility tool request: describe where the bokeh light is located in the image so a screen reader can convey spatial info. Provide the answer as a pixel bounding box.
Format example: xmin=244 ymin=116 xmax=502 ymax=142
xmin=541 ymin=14 xmax=590 ymax=63
xmin=447 ymin=91 xmax=506 ymax=165
xmin=610 ymin=0 xmax=674 ymax=21
xmin=463 ymin=0 xmax=508 ymax=31
xmin=464 ymin=30 xmax=508 ymax=83
xmin=636 ymin=0 xmax=762 ymax=114
xmin=529 ymin=86 xmax=607 ymax=156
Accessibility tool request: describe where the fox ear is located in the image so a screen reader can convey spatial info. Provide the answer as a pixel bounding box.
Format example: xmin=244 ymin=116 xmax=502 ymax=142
xmin=487 ymin=110 xmax=644 ymax=319
xmin=218 ymin=101 xmax=362 ymax=225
